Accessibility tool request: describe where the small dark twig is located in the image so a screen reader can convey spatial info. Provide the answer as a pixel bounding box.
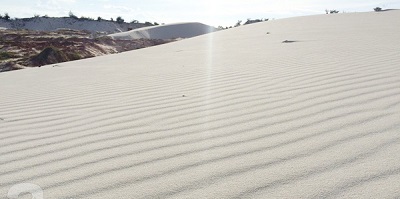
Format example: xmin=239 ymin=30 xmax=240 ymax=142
xmin=282 ymin=40 xmax=297 ymax=43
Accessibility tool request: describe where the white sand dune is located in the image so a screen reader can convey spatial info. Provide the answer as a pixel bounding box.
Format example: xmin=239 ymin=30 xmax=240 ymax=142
xmin=109 ymin=22 xmax=218 ymax=40
xmin=1 ymin=11 xmax=400 ymax=198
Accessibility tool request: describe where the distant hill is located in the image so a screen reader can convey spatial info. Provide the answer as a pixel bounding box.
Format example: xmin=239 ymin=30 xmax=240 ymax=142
xmin=0 ymin=17 xmax=151 ymax=34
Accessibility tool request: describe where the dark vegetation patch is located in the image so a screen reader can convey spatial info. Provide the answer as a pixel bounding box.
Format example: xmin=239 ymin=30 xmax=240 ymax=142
xmin=0 ymin=51 xmax=18 ymax=60
xmin=0 ymin=29 xmax=171 ymax=72
xmin=29 ymin=47 xmax=68 ymax=66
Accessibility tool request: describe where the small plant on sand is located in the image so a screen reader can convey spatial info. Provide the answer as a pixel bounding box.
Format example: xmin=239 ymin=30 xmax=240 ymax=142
xmin=330 ymin=10 xmax=339 ymax=14
xmin=374 ymin=7 xmax=382 ymax=12
xmin=325 ymin=9 xmax=339 ymax=14
xmin=234 ymin=20 xmax=242 ymax=27
xmin=244 ymin=18 xmax=264 ymax=25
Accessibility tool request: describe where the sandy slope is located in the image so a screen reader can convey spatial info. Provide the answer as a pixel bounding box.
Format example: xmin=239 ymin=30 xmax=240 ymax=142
xmin=1 ymin=11 xmax=400 ymax=198
xmin=109 ymin=22 xmax=218 ymax=40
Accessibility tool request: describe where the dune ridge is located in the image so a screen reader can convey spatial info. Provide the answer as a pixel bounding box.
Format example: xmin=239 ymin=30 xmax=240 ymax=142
xmin=1 ymin=11 xmax=400 ymax=198
xmin=109 ymin=22 xmax=218 ymax=40
xmin=0 ymin=17 xmax=148 ymax=33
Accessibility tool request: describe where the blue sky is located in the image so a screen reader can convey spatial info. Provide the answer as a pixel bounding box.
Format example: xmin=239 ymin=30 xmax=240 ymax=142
xmin=1 ymin=0 xmax=399 ymax=26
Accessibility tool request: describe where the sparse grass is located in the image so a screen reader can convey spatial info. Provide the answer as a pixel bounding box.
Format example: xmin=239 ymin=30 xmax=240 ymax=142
xmin=67 ymin=52 xmax=82 ymax=60
xmin=0 ymin=51 xmax=18 ymax=60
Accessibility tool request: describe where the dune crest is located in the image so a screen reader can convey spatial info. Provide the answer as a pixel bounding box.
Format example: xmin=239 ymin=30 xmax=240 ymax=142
xmin=109 ymin=22 xmax=218 ymax=40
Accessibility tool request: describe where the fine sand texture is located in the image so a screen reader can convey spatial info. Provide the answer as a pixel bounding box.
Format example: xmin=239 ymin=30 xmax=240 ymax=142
xmin=109 ymin=22 xmax=218 ymax=40
xmin=1 ymin=11 xmax=400 ymax=198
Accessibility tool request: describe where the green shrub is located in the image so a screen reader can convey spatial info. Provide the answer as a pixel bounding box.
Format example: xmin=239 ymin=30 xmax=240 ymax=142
xmin=0 ymin=13 xmax=11 ymax=21
xmin=116 ymin=16 xmax=124 ymax=24
xmin=79 ymin=16 xmax=94 ymax=21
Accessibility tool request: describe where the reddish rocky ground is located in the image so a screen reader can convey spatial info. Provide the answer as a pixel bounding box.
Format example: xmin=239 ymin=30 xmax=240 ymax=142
xmin=0 ymin=29 xmax=170 ymax=72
